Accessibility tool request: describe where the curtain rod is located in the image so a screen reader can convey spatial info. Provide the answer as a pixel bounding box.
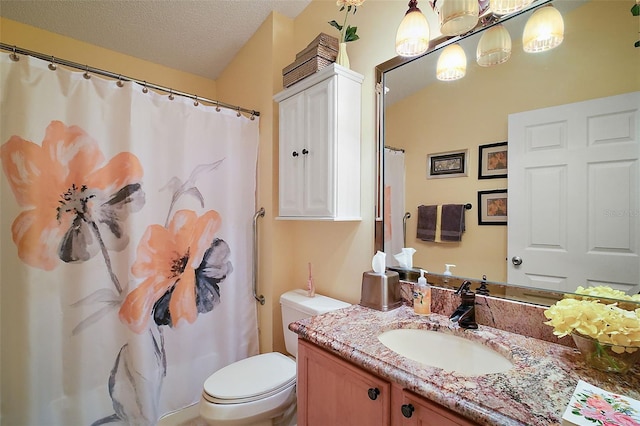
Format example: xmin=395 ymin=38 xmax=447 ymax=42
xmin=384 ymin=145 xmax=405 ymax=152
xmin=0 ymin=43 xmax=260 ymax=119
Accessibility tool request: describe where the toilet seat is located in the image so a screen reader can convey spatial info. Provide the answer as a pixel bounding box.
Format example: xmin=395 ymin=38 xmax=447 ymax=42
xmin=203 ymin=352 xmax=296 ymax=404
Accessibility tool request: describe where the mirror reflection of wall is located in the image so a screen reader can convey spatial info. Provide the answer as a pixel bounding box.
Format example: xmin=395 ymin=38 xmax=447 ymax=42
xmin=383 ymin=0 xmax=639 ymax=286
xmin=384 ymin=147 xmax=406 ymax=266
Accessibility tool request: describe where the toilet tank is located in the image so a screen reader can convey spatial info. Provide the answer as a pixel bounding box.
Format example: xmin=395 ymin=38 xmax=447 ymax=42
xmin=280 ymin=289 xmax=350 ymax=358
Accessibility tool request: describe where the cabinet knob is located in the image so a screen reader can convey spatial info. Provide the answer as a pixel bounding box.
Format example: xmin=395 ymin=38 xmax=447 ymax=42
xmin=292 ymin=151 xmax=299 ymax=157
xmin=302 ymin=148 xmax=309 ymax=155
xmin=401 ymin=404 xmax=415 ymax=418
xmin=367 ymin=387 xmax=380 ymax=400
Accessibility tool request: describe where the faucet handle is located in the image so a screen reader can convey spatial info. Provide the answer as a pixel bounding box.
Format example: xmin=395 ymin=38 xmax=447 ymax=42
xmin=455 ymin=280 xmax=472 ymax=295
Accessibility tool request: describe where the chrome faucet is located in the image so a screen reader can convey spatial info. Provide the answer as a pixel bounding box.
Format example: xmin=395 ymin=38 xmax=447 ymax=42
xmin=449 ymin=280 xmax=478 ymax=329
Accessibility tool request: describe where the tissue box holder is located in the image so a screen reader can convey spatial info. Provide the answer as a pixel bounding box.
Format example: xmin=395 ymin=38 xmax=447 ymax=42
xmin=360 ymin=271 xmax=402 ymax=311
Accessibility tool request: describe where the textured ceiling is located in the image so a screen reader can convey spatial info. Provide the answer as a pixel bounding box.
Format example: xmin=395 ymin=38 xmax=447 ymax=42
xmin=0 ymin=0 xmax=311 ymax=80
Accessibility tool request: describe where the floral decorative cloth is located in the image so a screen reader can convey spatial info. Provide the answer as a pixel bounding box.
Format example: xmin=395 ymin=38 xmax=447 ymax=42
xmin=1 ymin=54 xmax=259 ymax=425
xmin=563 ymin=380 xmax=640 ymax=426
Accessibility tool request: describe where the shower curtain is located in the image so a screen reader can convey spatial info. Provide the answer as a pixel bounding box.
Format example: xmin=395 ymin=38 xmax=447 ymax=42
xmin=0 ymin=54 xmax=259 ymax=425
xmin=384 ymin=148 xmax=406 ymax=266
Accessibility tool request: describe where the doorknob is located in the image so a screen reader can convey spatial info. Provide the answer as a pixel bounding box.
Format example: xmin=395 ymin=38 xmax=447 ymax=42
xmin=511 ymin=256 xmax=523 ymax=266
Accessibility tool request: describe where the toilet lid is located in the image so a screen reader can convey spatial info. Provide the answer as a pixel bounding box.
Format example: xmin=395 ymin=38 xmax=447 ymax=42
xmin=203 ymin=352 xmax=296 ymax=404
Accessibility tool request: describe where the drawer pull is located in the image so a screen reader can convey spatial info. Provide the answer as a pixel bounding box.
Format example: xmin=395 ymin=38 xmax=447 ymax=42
xmin=367 ymin=387 xmax=380 ymax=400
xmin=401 ymin=404 xmax=415 ymax=418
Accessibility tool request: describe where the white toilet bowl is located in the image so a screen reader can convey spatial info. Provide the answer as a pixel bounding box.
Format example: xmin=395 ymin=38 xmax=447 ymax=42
xmin=199 ymin=289 xmax=350 ymax=426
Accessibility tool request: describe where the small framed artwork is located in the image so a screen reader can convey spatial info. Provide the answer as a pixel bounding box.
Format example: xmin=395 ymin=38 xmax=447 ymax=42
xmin=477 ymin=189 xmax=507 ymax=225
xmin=478 ymin=141 xmax=508 ymax=179
xmin=427 ymin=149 xmax=468 ymax=179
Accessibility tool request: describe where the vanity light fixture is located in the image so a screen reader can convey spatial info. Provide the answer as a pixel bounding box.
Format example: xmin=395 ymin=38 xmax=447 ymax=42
xmin=489 ymin=0 xmax=533 ymax=16
xmin=522 ymin=4 xmax=564 ymax=53
xmin=395 ymin=0 xmax=431 ymax=57
xmin=439 ymin=0 xmax=480 ymax=36
xmin=436 ymin=43 xmax=467 ymax=81
xmin=476 ymin=24 xmax=512 ymax=66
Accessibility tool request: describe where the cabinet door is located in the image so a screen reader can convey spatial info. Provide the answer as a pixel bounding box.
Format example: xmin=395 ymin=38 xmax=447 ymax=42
xmin=278 ymin=91 xmax=305 ymax=216
xmin=392 ymin=386 xmax=478 ymax=426
xmin=302 ymin=77 xmax=334 ymax=217
xmin=297 ymin=339 xmax=391 ymax=426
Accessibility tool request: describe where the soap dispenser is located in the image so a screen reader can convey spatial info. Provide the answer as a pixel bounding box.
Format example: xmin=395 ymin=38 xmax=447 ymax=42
xmin=413 ymin=269 xmax=431 ymax=316
xmin=443 ymin=264 xmax=456 ymax=276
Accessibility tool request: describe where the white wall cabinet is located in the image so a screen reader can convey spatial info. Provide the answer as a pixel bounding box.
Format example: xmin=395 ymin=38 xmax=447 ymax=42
xmin=274 ymin=64 xmax=363 ymax=220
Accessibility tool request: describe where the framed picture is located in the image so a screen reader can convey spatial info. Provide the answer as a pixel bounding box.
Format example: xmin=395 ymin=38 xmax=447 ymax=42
xmin=477 ymin=189 xmax=507 ymax=225
xmin=427 ymin=149 xmax=468 ymax=179
xmin=478 ymin=142 xmax=508 ymax=179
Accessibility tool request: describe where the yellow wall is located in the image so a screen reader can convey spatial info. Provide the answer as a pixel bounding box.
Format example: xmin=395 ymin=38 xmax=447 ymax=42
xmin=0 ymin=18 xmax=217 ymax=99
xmin=265 ymin=0 xmax=404 ymax=352
xmin=386 ymin=1 xmax=640 ymax=281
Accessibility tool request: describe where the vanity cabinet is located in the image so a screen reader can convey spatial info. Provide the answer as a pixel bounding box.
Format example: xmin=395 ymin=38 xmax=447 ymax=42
xmin=297 ymin=339 xmax=478 ymax=426
xmin=391 ymin=386 xmax=478 ymax=426
xmin=274 ymin=64 xmax=363 ymax=221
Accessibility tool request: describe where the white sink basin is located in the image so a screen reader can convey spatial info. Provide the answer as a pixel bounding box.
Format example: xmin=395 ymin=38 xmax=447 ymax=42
xmin=378 ymin=328 xmax=513 ymax=376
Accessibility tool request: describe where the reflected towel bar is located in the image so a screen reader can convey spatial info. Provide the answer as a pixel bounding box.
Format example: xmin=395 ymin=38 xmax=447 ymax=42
xmin=403 ymin=212 xmax=411 ymax=248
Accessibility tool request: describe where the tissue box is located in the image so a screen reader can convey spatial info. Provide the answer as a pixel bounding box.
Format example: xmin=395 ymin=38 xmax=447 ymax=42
xmin=359 ymin=271 xmax=402 ymax=311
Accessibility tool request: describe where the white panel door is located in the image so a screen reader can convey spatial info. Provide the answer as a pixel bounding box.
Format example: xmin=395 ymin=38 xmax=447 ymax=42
xmin=508 ymin=92 xmax=640 ymax=295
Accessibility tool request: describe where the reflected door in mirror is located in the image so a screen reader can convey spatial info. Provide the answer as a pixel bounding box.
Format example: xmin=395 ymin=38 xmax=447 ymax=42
xmin=508 ymin=92 xmax=640 ymax=295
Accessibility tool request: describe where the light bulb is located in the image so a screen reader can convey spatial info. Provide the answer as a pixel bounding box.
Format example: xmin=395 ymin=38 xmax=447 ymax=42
xmin=522 ymin=5 xmax=564 ymax=53
xmin=476 ymin=24 xmax=512 ymax=67
xmin=439 ymin=0 xmax=479 ymax=36
xmin=489 ymin=0 xmax=533 ymax=16
xmin=396 ymin=0 xmax=431 ymax=57
xmin=437 ymin=44 xmax=467 ymax=81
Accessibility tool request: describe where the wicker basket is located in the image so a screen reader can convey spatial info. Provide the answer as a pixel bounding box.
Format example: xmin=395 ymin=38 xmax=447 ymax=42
xmin=282 ymin=33 xmax=339 ymax=88
xmin=283 ymin=56 xmax=334 ymax=88
xmin=298 ymin=33 xmax=339 ymax=55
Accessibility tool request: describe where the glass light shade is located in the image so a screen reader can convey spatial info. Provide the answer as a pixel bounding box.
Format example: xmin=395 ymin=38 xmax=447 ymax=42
xmin=522 ymin=5 xmax=564 ymax=53
xmin=489 ymin=0 xmax=533 ymax=16
xmin=476 ymin=24 xmax=512 ymax=67
xmin=395 ymin=4 xmax=430 ymax=57
xmin=439 ymin=0 xmax=479 ymax=36
xmin=436 ymin=44 xmax=467 ymax=81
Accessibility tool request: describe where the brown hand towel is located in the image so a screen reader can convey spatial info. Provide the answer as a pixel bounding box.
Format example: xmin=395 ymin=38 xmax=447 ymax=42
xmin=440 ymin=204 xmax=465 ymax=242
xmin=416 ymin=205 xmax=437 ymax=242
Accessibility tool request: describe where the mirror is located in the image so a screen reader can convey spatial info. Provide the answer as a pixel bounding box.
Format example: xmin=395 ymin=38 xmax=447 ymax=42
xmin=375 ymin=0 xmax=640 ymax=304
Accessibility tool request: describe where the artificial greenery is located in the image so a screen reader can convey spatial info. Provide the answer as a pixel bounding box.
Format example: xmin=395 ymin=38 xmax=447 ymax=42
xmin=328 ymin=1 xmax=364 ymax=43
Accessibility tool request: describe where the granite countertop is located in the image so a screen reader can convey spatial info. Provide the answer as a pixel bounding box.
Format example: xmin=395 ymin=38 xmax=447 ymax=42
xmin=290 ymin=304 xmax=640 ymax=426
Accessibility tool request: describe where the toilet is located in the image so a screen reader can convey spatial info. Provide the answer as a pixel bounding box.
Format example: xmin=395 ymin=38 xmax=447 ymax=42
xmin=199 ymin=289 xmax=350 ymax=425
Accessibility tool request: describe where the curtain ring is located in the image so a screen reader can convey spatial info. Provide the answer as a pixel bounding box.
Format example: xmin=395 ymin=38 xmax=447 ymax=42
xmin=83 ymin=65 xmax=91 ymax=79
xmin=236 ymin=106 xmax=241 ymax=117
xmin=193 ymin=96 xmax=199 ymax=107
xmin=9 ymin=46 xmax=19 ymax=62
xmin=48 ymin=56 xmax=57 ymax=71
xmin=250 ymin=111 xmax=256 ymax=121
xmin=142 ymin=81 xmax=149 ymax=93
xmin=215 ymin=101 xmax=221 ymax=112
xmin=116 ymin=74 xmax=124 ymax=87
xmin=168 ymin=89 xmax=174 ymax=100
